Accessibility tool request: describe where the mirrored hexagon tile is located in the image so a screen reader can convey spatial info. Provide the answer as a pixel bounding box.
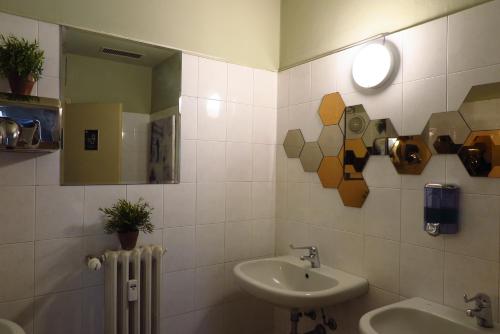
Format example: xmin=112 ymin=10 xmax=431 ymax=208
xmin=458 ymin=82 xmax=500 ymax=131
xmin=338 ymin=178 xmax=369 ymax=208
xmin=390 ymin=135 xmax=432 ymax=175
xmin=317 ymin=156 xmax=343 ymax=188
xmin=318 ymin=125 xmax=343 ymax=156
xmin=421 ymin=111 xmax=470 ymax=154
xmin=300 ymin=142 xmax=324 ymax=172
xmin=458 ymin=130 xmax=500 ymax=177
xmin=344 ymin=105 xmax=370 ymax=140
xmin=362 ymin=118 xmax=398 ymax=155
xmin=283 ymin=129 xmax=305 ymax=158
xmin=318 ymin=92 xmax=345 ymax=126
xmin=339 ymin=138 xmax=370 ymax=179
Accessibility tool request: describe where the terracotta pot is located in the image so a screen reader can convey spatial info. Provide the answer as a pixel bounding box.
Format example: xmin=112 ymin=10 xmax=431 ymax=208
xmin=7 ymin=73 xmax=35 ymax=95
xmin=118 ymin=230 xmax=139 ymax=250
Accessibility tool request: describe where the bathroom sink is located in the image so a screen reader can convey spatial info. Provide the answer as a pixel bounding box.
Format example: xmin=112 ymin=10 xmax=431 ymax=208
xmin=233 ymin=256 xmax=368 ymax=308
xmin=359 ymin=297 xmax=500 ymax=334
xmin=0 ymin=319 xmax=25 ymax=334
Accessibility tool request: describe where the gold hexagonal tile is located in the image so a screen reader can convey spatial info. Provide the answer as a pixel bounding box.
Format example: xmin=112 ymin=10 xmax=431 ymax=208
xmin=390 ymin=135 xmax=432 ymax=174
xmin=318 ymin=92 xmax=345 ymax=126
xmin=362 ymin=118 xmax=398 ymax=155
xmin=338 ymin=178 xmax=369 ymax=208
xmin=318 ymin=125 xmax=343 ymax=156
xmin=283 ymin=129 xmax=305 ymax=158
xmin=458 ymin=130 xmax=500 ymax=177
xmin=300 ymin=142 xmax=324 ymax=172
xmin=317 ymin=156 xmax=343 ymax=188
xmin=421 ymin=111 xmax=471 ymax=154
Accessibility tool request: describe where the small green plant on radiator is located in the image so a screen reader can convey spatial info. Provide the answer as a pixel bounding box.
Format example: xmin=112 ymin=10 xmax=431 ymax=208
xmin=100 ymin=198 xmax=154 ymax=250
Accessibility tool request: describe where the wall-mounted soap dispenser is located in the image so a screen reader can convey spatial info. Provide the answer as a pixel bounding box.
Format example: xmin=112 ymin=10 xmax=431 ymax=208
xmin=424 ymin=183 xmax=460 ymax=236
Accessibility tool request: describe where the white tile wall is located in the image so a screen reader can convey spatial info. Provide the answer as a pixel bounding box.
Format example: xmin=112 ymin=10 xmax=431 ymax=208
xmin=167 ymin=50 xmax=277 ymax=333
xmin=448 ymin=0 xmax=500 ymax=73
xmin=402 ymin=17 xmax=447 ymax=82
xmin=0 ymin=14 xmax=59 ymax=98
xmin=0 ymin=12 xmax=277 ymax=334
xmin=3 ymin=2 xmax=500 ymax=332
xmin=275 ymin=2 xmax=500 ymax=332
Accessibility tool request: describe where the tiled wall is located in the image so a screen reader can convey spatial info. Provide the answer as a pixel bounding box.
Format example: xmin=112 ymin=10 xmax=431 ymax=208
xmin=0 ymin=11 xmax=278 ymax=334
xmin=121 ymin=112 xmax=150 ymax=183
xmin=275 ymin=1 xmax=500 ymax=333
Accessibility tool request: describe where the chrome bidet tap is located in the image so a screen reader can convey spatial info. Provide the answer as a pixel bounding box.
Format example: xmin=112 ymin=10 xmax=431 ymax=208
xmin=464 ymin=292 xmax=493 ymax=328
xmin=289 ymin=244 xmax=321 ymax=268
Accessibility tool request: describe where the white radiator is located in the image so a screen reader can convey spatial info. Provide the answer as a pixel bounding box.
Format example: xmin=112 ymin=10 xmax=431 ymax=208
xmin=104 ymin=245 xmax=164 ymax=334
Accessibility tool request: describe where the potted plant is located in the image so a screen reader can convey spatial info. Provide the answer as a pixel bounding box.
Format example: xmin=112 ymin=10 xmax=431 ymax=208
xmin=100 ymin=198 xmax=154 ymax=250
xmin=0 ymin=34 xmax=44 ymax=95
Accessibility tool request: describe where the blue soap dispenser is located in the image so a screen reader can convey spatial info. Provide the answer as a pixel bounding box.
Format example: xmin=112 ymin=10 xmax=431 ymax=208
xmin=424 ymin=183 xmax=460 ymax=236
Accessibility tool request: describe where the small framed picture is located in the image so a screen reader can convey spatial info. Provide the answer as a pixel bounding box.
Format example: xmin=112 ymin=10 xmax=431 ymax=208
xmin=84 ymin=129 xmax=99 ymax=150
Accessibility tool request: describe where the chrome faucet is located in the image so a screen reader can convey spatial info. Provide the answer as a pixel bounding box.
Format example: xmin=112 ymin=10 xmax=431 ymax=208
xmin=289 ymin=244 xmax=320 ymax=268
xmin=464 ymin=293 xmax=494 ymax=328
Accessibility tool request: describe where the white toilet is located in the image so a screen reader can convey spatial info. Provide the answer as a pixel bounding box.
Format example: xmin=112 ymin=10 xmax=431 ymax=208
xmin=0 ymin=319 xmax=24 ymax=334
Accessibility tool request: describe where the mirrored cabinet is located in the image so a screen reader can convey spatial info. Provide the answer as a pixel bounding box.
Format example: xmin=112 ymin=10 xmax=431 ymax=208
xmin=60 ymin=27 xmax=181 ymax=185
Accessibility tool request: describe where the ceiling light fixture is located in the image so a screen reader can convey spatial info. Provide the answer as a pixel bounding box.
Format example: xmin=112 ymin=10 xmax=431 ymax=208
xmin=352 ymin=42 xmax=394 ymax=89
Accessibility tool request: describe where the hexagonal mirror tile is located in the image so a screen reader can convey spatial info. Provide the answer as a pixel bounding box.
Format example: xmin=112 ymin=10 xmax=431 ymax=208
xmin=318 ymin=125 xmax=343 ymax=156
xmin=318 ymin=92 xmax=345 ymax=126
xmin=458 ymin=130 xmax=500 ymax=177
xmin=362 ymin=118 xmax=398 ymax=155
xmin=345 ymin=105 xmax=370 ymax=139
xmin=339 ymin=138 xmax=370 ymax=179
xmin=338 ymin=178 xmax=369 ymax=208
xmin=390 ymin=135 xmax=432 ymax=174
xmin=283 ymin=129 xmax=305 ymax=158
xmin=421 ymin=111 xmax=471 ymax=154
xmin=317 ymin=156 xmax=343 ymax=188
xmin=458 ymin=82 xmax=500 ymax=131
xmin=300 ymin=142 xmax=324 ymax=172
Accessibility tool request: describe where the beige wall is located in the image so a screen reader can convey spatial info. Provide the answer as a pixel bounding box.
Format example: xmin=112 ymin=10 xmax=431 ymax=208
xmin=280 ymin=0 xmax=491 ymax=69
xmin=0 ymin=0 xmax=489 ymax=70
xmin=0 ymin=0 xmax=281 ymax=70
xmin=64 ymin=53 xmax=152 ymax=114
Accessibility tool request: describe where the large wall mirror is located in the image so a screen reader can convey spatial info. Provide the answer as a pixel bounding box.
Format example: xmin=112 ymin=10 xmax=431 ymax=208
xmin=60 ymin=27 xmax=181 ymax=185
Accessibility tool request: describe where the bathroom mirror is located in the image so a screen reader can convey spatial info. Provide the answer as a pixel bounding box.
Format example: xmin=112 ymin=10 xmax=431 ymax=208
xmin=340 ymin=138 xmax=369 ymax=180
xmin=421 ymin=111 xmax=470 ymax=154
xmin=60 ymin=27 xmax=181 ymax=185
xmin=299 ymin=141 xmax=323 ymax=172
xmin=458 ymin=130 xmax=500 ymax=177
xmin=362 ymin=118 xmax=398 ymax=155
xmin=458 ymin=82 xmax=500 ymax=131
xmin=390 ymin=135 xmax=432 ymax=174
xmin=318 ymin=125 xmax=343 ymax=156
xmin=344 ymin=105 xmax=370 ymax=140
xmin=318 ymin=156 xmax=343 ymax=188
xmin=283 ymin=129 xmax=305 ymax=158
xmin=338 ymin=178 xmax=369 ymax=208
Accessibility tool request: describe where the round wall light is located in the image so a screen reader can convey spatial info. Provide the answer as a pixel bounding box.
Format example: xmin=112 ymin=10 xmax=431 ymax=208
xmin=352 ymin=43 xmax=394 ymax=89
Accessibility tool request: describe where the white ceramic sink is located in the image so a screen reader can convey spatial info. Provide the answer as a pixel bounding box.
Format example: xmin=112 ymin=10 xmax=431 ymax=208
xmin=233 ymin=256 xmax=368 ymax=308
xmin=360 ymin=297 xmax=500 ymax=334
xmin=0 ymin=319 xmax=24 ymax=334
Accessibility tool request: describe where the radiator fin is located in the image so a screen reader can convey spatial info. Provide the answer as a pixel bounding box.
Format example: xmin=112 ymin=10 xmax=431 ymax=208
xmin=104 ymin=245 xmax=164 ymax=334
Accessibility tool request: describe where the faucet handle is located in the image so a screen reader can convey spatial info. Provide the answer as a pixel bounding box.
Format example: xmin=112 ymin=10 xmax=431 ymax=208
xmin=464 ymin=293 xmax=491 ymax=305
xmin=289 ymin=244 xmax=317 ymax=252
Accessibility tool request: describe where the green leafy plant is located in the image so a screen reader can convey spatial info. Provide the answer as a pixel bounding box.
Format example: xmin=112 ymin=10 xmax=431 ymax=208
xmin=100 ymin=198 xmax=154 ymax=234
xmin=0 ymin=34 xmax=44 ymax=80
